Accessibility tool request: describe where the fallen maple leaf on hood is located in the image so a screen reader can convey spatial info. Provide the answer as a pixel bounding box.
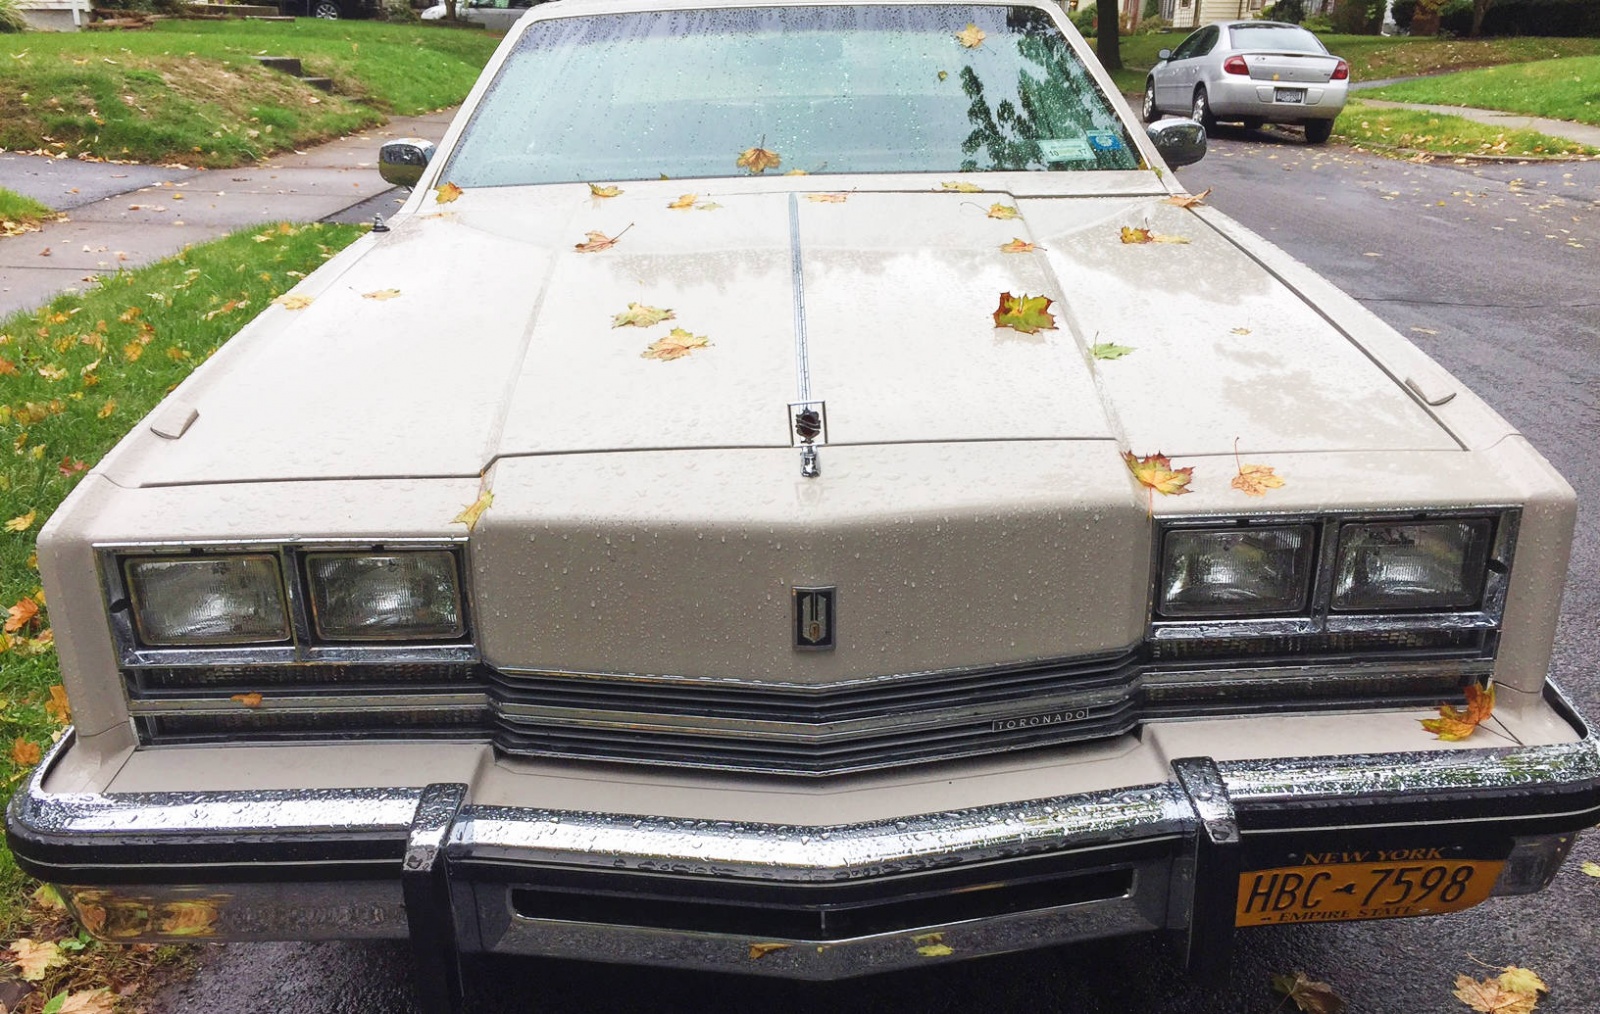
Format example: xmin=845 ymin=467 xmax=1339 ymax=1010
xmin=1421 ymin=681 xmax=1495 ymax=741
xmin=1123 ymin=451 xmax=1193 ymax=497
xmin=642 ymin=328 xmax=711 ymax=361
xmin=587 ymin=183 xmax=623 ymax=198
xmin=453 ymin=491 xmax=494 ymax=532
xmin=1121 ymin=225 xmax=1191 ymax=245
xmin=992 ymin=292 xmax=1056 ymax=334
xmin=434 ymin=182 xmax=464 ymax=204
xmin=575 ymin=224 xmax=632 ymax=253
xmin=1165 ymin=188 xmax=1213 ymax=208
xmin=611 ymin=303 xmax=675 ymax=328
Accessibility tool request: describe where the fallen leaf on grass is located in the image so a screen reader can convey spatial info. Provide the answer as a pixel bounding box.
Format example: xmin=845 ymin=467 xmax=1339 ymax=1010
xmin=1164 ymin=188 xmax=1212 ymax=208
xmin=230 ymin=693 xmax=263 ymax=709
xmin=1120 ymin=226 xmax=1190 ymax=244
xmin=434 ymin=182 xmax=464 ymax=204
xmin=273 ymin=294 xmax=314 ymax=310
xmin=44 ymin=988 xmax=117 ymax=1014
xmin=1421 ymin=681 xmax=1495 ymax=741
xmin=10 ymin=738 xmax=41 ymax=767
xmin=8 ymin=938 xmax=64 ymax=980
xmin=4 ymin=510 xmax=36 ymax=533
xmin=611 ymin=303 xmax=675 ymax=328
xmin=5 ymin=598 xmax=39 ymax=633
xmin=642 ymin=328 xmax=710 ymax=361
xmin=45 ymin=685 xmax=70 ymax=725
xmin=1271 ymin=972 xmax=1345 ymax=1014
xmin=97 ymin=399 xmax=116 ymax=419
xmin=1089 ymin=342 xmax=1134 ymax=360
xmin=587 ymin=183 xmax=622 ymax=198
xmin=992 ymin=292 xmax=1056 ymax=334
xmin=987 ymin=203 xmax=1020 ymax=220
xmin=1452 ymin=972 xmax=1539 ymax=1014
xmin=362 ymin=289 xmax=402 ymax=301
xmin=954 ymin=22 xmax=986 ymax=47
xmin=748 ymin=943 xmax=789 ymax=959
xmin=452 ymin=491 xmax=494 ymax=532
xmin=735 ymin=145 xmax=781 ymax=174
xmin=1123 ymin=451 xmax=1193 ymax=497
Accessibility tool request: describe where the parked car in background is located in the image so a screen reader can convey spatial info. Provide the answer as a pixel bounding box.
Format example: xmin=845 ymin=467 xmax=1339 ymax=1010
xmin=420 ymin=0 xmax=541 ymax=30
xmin=8 ymin=2 xmax=1595 ymax=1012
xmin=1144 ymin=20 xmax=1349 ymax=143
xmin=278 ymin=0 xmax=377 ymax=18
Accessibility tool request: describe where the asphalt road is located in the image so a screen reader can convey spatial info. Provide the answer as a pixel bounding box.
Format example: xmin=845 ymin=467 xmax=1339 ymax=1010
xmin=152 ymin=131 xmax=1600 ymax=1014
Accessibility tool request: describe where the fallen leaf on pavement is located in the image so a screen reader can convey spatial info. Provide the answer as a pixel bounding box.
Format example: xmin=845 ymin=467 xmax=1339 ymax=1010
xmin=1271 ymin=972 xmax=1345 ymax=1014
xmin=1452 ymin=972 xmax=1539 ymax=1014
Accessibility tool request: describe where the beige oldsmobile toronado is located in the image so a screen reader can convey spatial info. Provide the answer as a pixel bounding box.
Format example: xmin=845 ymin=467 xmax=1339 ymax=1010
xmin=9 ymin=0 xmax=1598 ymax=1008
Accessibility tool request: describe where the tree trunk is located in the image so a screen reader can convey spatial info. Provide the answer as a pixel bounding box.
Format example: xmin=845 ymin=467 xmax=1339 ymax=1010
xmin=1097 ymin=0 xmax=1123 ymax=72
xmin=1470 ymin=0 xmax=1490 ymax=35
xmin=445 ymin=0 xmax=457 ymax=18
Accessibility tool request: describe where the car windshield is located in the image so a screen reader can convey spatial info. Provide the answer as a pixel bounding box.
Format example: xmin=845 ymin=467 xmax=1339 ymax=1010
xmin=1226 ymin=24 xmax=1327 ymax=53
xmin=442 ymin=4 xmax=1140 ymax=186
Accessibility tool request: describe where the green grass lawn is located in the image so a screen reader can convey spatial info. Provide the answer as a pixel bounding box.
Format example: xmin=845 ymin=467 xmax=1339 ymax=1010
xmin=0 ymin=188 xmax=56 ymax=235
xmin=1361 ymin=56 xmax=1600 ymax=126
xmin=0 ymin=223 xmax=365 ymax=928
xmin=1335 ymin=99 xmax=1598 ymax=157
xmin=0 ymin=20 xmax=500 ymax=166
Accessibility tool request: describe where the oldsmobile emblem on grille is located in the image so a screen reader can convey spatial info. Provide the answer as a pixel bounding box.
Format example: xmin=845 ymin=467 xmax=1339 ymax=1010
xmin=793 ymin=587 xmax=836 ymax=651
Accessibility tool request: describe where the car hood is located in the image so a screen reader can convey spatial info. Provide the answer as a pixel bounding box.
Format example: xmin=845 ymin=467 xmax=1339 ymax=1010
xmin=106 ymin=181 xmax=1454 ymax=487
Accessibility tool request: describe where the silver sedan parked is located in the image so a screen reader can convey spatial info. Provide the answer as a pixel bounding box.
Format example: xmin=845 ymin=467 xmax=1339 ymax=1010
xmin=1143 ymin=21 xmax=1348 ymax=143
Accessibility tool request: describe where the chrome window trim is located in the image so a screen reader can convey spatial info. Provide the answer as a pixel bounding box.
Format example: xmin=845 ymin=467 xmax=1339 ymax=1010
xmin=1148 ymin=507 xmax=1518 ymax=643
xmin=96 ymin=538 xmax=477 ymax=668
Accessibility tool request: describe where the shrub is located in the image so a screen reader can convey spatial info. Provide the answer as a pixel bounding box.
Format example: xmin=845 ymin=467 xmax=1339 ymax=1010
xmin=0 ymin=0 xmax=27 ymax=33
xmin=378 ymin=0 xmax=418 ymax=21
xmin=1263 ymin=0 xmax=1305 ymax=22
xmin=1436 ymin=0 xmax=1600 ymax=36
xmin=1389 ymin=0 xmax=1416 ymax=28
xmin=1301 ymin=13 xmax=1334 ymax=30
xmin=1070 ymin=2 xmax=1096 ymax=36
xmin=1436 ymin=0 xmax=1472 ymax=33
xmin=1135 ymin=14 xmax=1170 ymax=32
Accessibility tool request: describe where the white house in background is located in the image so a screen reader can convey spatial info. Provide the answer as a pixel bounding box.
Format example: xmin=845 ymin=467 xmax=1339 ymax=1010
xmin=1158 ymin=0 xmax=1334 ymax=30
xmin=17 ymin=0 xmax=93 ymax=30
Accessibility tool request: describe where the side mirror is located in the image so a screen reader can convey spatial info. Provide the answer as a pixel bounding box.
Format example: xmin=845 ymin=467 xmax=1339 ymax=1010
xmin=378 ymin=138 xmax=437 ymax=189
xmin=1146 ymin=118 xmax=1206 ymax=169
xmin=1157 ymin=48 xmax=1172 ymax=61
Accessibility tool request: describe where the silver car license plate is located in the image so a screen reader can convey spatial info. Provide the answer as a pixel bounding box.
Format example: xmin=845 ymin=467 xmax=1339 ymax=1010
xmin=1275 ymin=88 xmax=1305 ymax=103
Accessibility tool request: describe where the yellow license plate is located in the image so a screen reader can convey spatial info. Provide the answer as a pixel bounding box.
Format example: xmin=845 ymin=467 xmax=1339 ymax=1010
xmin=1236 ymin=859 xmax=1503 ymax=927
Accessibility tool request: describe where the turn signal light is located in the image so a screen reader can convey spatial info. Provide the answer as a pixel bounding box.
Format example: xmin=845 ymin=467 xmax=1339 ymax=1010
xmin=1332 ymin=59 xmax=1350 ymax=80
xmin=1223 ymin=55 xmax=1249 ymax=75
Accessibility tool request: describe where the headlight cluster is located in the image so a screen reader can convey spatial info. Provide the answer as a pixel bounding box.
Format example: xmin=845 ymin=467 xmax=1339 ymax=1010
xmin=1157 ymin=517 xmax=1498 ymax=620
xmin=122 ymin=548 xmax=466 ymax=647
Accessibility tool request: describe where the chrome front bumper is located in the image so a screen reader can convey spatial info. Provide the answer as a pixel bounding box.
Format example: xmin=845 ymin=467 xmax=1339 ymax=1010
xmin=10 ymin=709 xmax=1600 ymax=982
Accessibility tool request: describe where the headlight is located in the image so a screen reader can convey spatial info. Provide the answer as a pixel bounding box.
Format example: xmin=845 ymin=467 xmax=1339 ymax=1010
xmin=1332 ymin=520 xmax=1491 ymax=612
xmin=126 ymin=555 xmax=289 ymax=645
xmin=1158 ymin=526 xmax=1314 ymax=617
xmin=306 ymin=551 xmax=464 ymax=641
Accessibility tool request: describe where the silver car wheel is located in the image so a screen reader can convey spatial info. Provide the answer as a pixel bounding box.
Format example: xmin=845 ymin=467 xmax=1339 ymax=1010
xmin=312 ymin=0 xmax=341 ymax=16
xmin=1190 ymin=88 xmax=1216 ymax=131
xmin=1142 ymin=81 xmax=1158 ymax=124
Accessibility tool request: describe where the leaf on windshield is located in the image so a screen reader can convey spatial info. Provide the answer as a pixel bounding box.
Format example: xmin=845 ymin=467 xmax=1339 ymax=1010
xmin=612 ymin=303 xmax=675 ymax=328
xmin=362 ymin=289 xmax=402 ymax=301
xmin=940 ymin=181 xmax=983 ymax=193
xmin=987 ymin=203 xmax=1020 ymax=220
xmin=588 ymin=183 xmax=623 ymax=198
xmin=992 ymin=292 xmax=1056 ymax=334
xmin=642 ymin=328 xmax=711 ymax=361
xmin=938 ymin=69 xmax=949 ymax=81
xmin=955 ymin=23 xmax=986 ymax=48
xmin=784 ymin=169 xmax=809 ymax=176
xmin=453 ymin=490 xmax=494 ymax=532
xmin=1089 ymin=342 xmax=1134 ymax=360
xmin=806 ymin=193 xmax=849 ymax=203
xmin=999 ymin=238 xmax=1040 ymax=254
xmin=575 ymin=224 xmax=633 ymax=253
xmin=434 ymin=182 xmax=464 ymax=204
xmin=668 ymin=193 xmax=699 ymax=210
xmin=1120 ymin=226 xmax=1191 ymax=245
xmin=230 ymin=692 xmax=264 ymax=709
xmin=736 ymin=144 xmax=782 ymax=174
xmin=1165 ymin=188 xmax=1213 ymax=208
xmin=1271 ymin=972 xmax=1345 ymax=1014
xmin=1123 ymin=451 xmax=1193 ymax=497
xmin=1421 ymin=681 xmax=1495 ymax=741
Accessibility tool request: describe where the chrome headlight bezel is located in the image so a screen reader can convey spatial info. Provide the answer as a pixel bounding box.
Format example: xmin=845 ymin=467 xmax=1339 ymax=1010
xmin=100 ymin=539 xmax=476 ymax=668
xmin=1149 ymin=508 xmax=1517 ymax=643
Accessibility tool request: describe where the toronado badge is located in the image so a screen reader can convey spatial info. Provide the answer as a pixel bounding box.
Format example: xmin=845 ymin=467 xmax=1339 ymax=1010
xmin=793 ymin=586 xmax=836 ymax=651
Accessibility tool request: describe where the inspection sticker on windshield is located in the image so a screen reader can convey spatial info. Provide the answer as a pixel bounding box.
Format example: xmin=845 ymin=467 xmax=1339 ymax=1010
xmin=1086 ymin=130 xmax=1123 ymax=151
xmin=1236 ymin=856 xmax=1503 ymax=927
xmin=1038 ymin=137 xmax=1092 ymax=161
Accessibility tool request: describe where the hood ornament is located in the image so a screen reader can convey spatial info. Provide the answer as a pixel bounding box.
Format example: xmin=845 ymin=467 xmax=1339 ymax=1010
xmin=789 ymin=400 xmax=827 ymax=478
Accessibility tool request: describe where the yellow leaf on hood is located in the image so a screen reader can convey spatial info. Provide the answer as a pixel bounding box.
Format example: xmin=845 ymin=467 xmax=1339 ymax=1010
xmin=667 ymin=193 xmax=699 ymax=210
xmin=642 ymin=328 xmax=711 ymax=361
xmin=939 ymin=181 xmax=982 ymax=193
xmin=453 ymin=490 xmax=494 ymax=532
xmin=1120 ymin=226 xmax=1190 ymax=245
xmin=805 ymin=193 xmax=849 ymax=203
xmin=575 ymin=224 xmax=633 ymax=253
xmin=1232 ymin=463 xmax=1285 ymax=497
xmin=999 ymin=238 xmax=1038 ymax=254
xmin=1123 ymin=451 xmax=1193 ymax=497
xmin=587 ymin=183 xmax=623 ymax=198
xmin=991 ymin=292 xmax=1056 ymax=334
xmin=434 ymin=182 xmax=464 ymax=204
xmin=611 ymin=303 xmax=675 ymax=329
xmin=362 ymin=289 xmax=402 ymax=301
xmin=1164 ymin=188 xmax=1213 ymax=208
xmin=987 ymin=203 xmax=1020 ymax=220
